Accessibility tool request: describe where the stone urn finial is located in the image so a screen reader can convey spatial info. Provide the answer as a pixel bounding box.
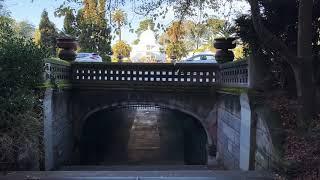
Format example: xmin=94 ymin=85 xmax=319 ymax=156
xmin=117 ymin=54 xmax=124 ymax=63
xmin=57 ymin=37 xmax=78 ymax=61
xmin=214 ymin=37 xmax=237 ymax=63
xmin=170 ymin=55 xmax=177 ymax=63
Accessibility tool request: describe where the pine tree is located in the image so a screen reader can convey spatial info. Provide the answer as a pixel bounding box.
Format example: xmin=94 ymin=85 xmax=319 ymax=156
xmin=83 ymin=0 xmax=91 ymax=21
xmin=63 ymin=10 xmax=76 ymax=37
xmin=39 ymin=10 xmax=58 ymax=56
xmin=78 ymin=0 xmax=112 ymax=61
xmin=97 ymin=0 xmax=106 ymax=26
xmin=63 ymin=10 xmax=76 ymax=36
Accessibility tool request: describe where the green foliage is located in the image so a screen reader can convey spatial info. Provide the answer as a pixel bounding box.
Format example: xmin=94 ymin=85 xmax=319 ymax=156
xmin=235 ymin=0 xmax=320 ymax=90
xmin=112 ymin=9 xmax=127 ymax=40
xmin=112 ymin=40 xmax=132 ymax=58
xmin=63 ymin=10 xmax=76 ymax=36
xmin=0 ymin=16 xmax=46 ymax=165
xmin=14 ymin=20 xmax=35 ymax=39
xmin=235 ymin=0 xmax=320 ymax=54
xmin=165 ymin=41 xmax=187 ymax=61
xmin=0 ymin=0 xmax=9 ymax=16
xmin=233 ymin=45 xmax=245 ymax=60
xmin=39 ymin=10 xmax=58 ymax=57
xmin=69 ymin=0 xmax=112 ymax=62
xmin=133 ymin=19 xmax=157 ymax=44
xmin=78 ymin=22 xmax=112 ymax=61
xmin=135 ymin=19 xmax=157 ymax=36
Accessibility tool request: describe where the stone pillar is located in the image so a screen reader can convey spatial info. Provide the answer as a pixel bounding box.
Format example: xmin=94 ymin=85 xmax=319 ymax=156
xmin=43 ymin=89 xmax=54 ymax=170
xmin=248 ymin=51 xmax=272 ymax=90
xmin=239 ymin=93 xmax=254 ymax=170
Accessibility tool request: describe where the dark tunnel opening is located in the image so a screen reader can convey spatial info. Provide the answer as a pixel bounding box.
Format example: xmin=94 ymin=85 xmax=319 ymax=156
xmin=79 ymin=106 xmax=208 ymax=166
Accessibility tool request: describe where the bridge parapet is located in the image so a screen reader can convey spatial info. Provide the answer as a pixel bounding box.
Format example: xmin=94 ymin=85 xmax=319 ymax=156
xmin=71 ymin=63 xmax=220 ymax=90
xmin=218 ymin=60 xmax=249 ymax=88
xmin=44 ymin=61 xmax=249 ymax=89
xmin=44 ymin=58 xmax=71 ymax=83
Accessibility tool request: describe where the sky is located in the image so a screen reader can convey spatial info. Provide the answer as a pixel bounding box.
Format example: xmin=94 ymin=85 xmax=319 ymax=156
xmin=6 ymin=0 xmax=250 ymax=45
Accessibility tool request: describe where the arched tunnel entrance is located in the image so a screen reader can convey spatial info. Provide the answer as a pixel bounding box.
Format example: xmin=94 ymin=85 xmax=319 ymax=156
xmin=79 ymin=105 xmax=209 ymax=166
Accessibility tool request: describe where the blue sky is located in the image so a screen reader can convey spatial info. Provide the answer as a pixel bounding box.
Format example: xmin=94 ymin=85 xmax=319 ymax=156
xmin=6 ymin=0 xmax=164 ymax=44
xmin=6 ymin=0 xmax=249 ymax=44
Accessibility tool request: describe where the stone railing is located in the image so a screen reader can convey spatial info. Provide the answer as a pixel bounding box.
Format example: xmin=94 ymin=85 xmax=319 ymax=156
xmin=44 ymin=58 xmax=71 ymax=83
xmin=71 ymin=63 xmax=220 ymax=89
xmin=218 ymin=60 xmax=249 ymax=88
xmin=44 ymin=60 xmax=250 ymax=89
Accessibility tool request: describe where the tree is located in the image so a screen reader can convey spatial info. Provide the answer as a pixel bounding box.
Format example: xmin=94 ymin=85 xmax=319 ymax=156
xmin=39 ymin=10 xmax=58 ymax=56
xmin=112 ymin=9 xmax=127 ymax=41
xmin=166 ymin=21 xmax=185 ymax=43
xmin=166 ymin=41 xmax=187 ymax=61
xmin=14 ymin=20 xmax=35 ymax=39
xmin=204 ymin=18 xmax=225 ymax=44
xmin=77 ymin=0 xmax=112 ymax=61
xmin=112 ymin=40 xmax=132 ymax=58
xmin=0 ymin=0 xmax=9 ymax=16
xmin=184 ymin=20 xmax=207 ymax=50
xmin=136 ymin=19 xmax=156 ymax=35
xmin=164 ymin=21 xmax=187 ymax=60
xmin=246 ymin=0 xmax=317 ymax=129
xmin=63 ymin=10 xmax=76 ymax=36
xmin=134 ymin=18 xmax=157 ymax=44
xmin=0 ymin=15 xmax=46 ymax=169
xmin=33 ymin=28 xmax=41 ymax=46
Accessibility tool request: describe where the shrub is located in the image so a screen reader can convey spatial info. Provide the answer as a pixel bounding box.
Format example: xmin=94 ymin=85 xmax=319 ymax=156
xmin=0 ymin=16 xmax=46 ymax=169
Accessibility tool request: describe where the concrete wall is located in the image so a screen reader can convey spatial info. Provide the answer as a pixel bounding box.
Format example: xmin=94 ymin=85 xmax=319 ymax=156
xmin=216 ymin=92 xmax=284 ymax=171
xmin=216 ymin=94 xmax=241 ymax=169
xmin=254 ymin=106 xmax=284 ymax=170
xmin=44 ymin=89 xmax=73 ymax=170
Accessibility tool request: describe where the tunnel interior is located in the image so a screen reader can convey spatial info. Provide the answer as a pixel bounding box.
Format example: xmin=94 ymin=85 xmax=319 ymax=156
xmin=79 ymin=105 xmax=208 ymax=166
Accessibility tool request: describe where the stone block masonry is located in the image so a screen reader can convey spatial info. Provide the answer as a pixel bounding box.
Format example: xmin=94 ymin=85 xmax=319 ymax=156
xmin=44 ymin=89 xmax=73 ymax=170
xmin=216 ymin=94 xmax=241 ymax=169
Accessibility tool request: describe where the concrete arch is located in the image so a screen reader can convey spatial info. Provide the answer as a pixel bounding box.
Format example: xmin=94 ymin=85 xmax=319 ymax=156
xmin=80 ymin=101 xmax=213 ymax=146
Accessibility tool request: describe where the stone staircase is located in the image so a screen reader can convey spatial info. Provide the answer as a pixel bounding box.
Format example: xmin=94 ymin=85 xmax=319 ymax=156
xmin=127 ymin=108 xmax=161 ymax=164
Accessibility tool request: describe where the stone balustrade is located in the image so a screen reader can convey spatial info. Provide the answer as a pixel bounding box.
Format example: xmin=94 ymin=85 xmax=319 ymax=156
xmin=44 ymin=61 xmax=249 ymax=89
xmin=218 ymin=60 xmax=249 ymax=88
xmin=44 ymin=59 xmax=71 ymax=83
xmin=71 ymin=63 xmax=220 ymax=89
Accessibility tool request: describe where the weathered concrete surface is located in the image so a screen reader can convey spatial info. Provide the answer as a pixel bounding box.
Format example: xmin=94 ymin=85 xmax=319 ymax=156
xmin=239 ymin=93 xmax=253 ymax=171
xmin=44 ymin=89 xmax=73 ymax=170
xmin=1 ymin=170 xmax=273 ymax=180
xmin=254 ymin=105 xmax=284 ymax=170
xmin=216 ymin=94 xmax=241 ymax=170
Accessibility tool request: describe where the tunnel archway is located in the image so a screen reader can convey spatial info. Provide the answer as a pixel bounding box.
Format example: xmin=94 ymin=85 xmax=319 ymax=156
xmin=79 ymin=104 xmax=212 ymax=166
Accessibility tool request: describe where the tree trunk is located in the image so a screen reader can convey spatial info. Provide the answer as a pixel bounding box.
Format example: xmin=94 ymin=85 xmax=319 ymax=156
xmin=292 ymin=60 xmax=315 ymax=130
xmin=118 ymin=22 xmax=122 ymax=41
xmin=295 ymin=0 xmax=315 ymax=129
xmin=248 ymin=0 xmax=315 ymax=130
xmin=297 ymin=0 xmax=313 ymax=57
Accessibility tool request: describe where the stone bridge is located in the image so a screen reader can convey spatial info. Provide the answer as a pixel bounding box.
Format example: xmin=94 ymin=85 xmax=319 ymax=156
xmin=43 ymin=60 xmax=282 ymax=172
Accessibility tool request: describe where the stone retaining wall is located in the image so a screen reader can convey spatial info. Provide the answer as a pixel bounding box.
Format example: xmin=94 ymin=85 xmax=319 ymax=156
xmin=216 ymin=94 xmax=241 ymax=169
xmin=44 ymin=89 xmax=73 ymax=170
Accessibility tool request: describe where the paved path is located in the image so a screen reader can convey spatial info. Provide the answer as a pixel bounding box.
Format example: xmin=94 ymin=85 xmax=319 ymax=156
xmin=1 ymin=170 xmax=273 ymax=180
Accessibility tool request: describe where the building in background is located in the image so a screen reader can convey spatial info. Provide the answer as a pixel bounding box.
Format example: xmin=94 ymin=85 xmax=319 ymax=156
xmin=130 ymin=26 xmax=165 ymax=63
